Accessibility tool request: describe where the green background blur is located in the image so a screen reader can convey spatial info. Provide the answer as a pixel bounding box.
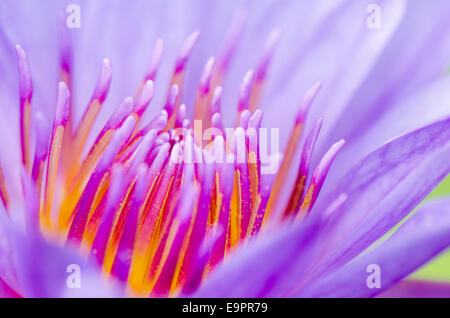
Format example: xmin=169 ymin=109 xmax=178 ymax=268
xmin=409 ymin=176 xmax=450 ymax=282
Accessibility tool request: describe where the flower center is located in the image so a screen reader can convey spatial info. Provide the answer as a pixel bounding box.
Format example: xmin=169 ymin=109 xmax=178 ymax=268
xmin=1 ymin=11 xmax=344 ymax=297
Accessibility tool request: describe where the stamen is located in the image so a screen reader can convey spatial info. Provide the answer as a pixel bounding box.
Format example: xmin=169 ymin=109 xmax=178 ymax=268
xmin=127 ymin=130 xmax=157 ymax=176
xmin=111 ymin=164 xmax=150 ymax=282
xmin=70 ymin=59 xmax=112 ymax=171
xmin=15 ymin=45 xmax=33 ymax=171
xmin=143 ymin=38 xmax=164 ymax=82
xmin=284 ymin=117 xmax=323 ymax=217
xmin=175 ymin=104 xmax=187 ymax=128
xmin=149 ymin=153 xmax=183 ymax=256
xmin=163 ymin=84 xmax=179 ymax=128
xmin=297 ymin=139 xmax=345 ymax=217
xmin=199 ymin=57 xmax=215 ymax=95
xmin=295 ymin=81 xmax=322 ymax=125
xmin=42 ymin=82 xmax=70 ymax=229
xmin=266 ymin=81 xmax=322 ymax=218
xmin=250 ymin=172 xmax=276 ymax=236
xmin=128 ymin=143 xmax=171 ymax=292
xmin=211 ymin=113 xmax=224 ymax=134
xmin=174 ymin=30 xmax=200 ymax=74
xmin=238 ymin=109 xmax=251 ymax=129
xmin=68 ymin=96 xmax=133 ymax=181
xmin=194 ymin=57 xmax=215 ymax=123
xmin=209 ymin=153 xmax=234 ymax=267
xmin=143 ymin=148 xmax=191 ymax=295
xmin=248 ymin=109 xmax=263 ymax=130
xmin=233 ymin=127 xmax=251 ymax=239
xmin=237 ymin=70 xmax=254 ymax=114
xmin=149 ymin=179 xmax=196 ymax=297
xmin=90 ymin=164 xmax=127 ymax=266
xmin=179 ymin=153 xmax=214 ymax=288
xmin=134 ymin=80 xmax=154 ymax=118
xmin=182 ymin=225 xmax=223 ymax=294
xmin=66 ymin=116 xmax=136 ymax=245
xmin=250 ymin=29 xmax=280 ymax=111
xmin=58 ymin=16 xmax=74 ymax=149
xmin=120 ymin=110 xmax=168 ymax=163
xmin=210 ymin=86 xmax=223 ymax=115
xmin=166 ymin=31 xmax=199 ymax=129
xmin=246 ymin=127 xmax=260 ymax=232
xmin=58 ymin=97 xmax=134 ymax=229
xmin=92 ymin=58 xmax=113 ymax=103
xmin=31 ymin=112 xmax=49 ymax=212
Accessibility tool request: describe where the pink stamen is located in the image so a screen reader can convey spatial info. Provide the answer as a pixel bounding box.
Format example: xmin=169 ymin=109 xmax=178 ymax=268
xmin=150 ymin=179 xmax=196 ymax=296
xmin=298 ymin=139 xmax=345 ymax=216
xmin=199 ymin=57 xmax=215 ymax=95
xmin=111 ymin=164 xmax=150 ymax=282
xmin=238 ymin=70 xmax=254 ymax=112
xmin=295 ymin=81 xmax=322 ymax=125
xmin=255 ymin=28 xmax=281 ymax=82
xmin=175 ymin=30 xmax=200 ymax=74
xmin=15 ymin=45 xmax=33 ymax=104
xmin=210 ymin=155 xmax=234 ymax=267
xmin=210 ymin=86 xmax=223 ymax=115
xmin=66 ymin=116 xmax=136 ymax=245
xmin=248 ymin=109 xmax=263 ymax=130
xmin=134 ymin=80 xmax=154 ymax=117
xmin=284 ymin=117 xmax=323 ymax=217
xmin=182 ymin=225 xmax=223 ymax=294
xmin=144 ymin=38 xmax=164 ymax=81
xmin=90 ymin=164 xmax=128 ymax=266
xmin=175 ymin=104 xmax=187 ymax=128
xmin=238 ymin=110 xmax=251 ymax=129
xmin=233 ymin=127 xmax=251 ymax=238
xmin=15 ymin=45 xmax=33 ymax=169
xmin=42 ymin=82 xmax=70 ymax=226
xmin=92 ymin=58 xmax=113 ymax=104
xmin=163 ymin=85 xmax=179 ymax=118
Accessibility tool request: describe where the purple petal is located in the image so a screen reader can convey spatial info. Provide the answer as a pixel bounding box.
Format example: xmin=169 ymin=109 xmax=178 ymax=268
xmin=307 ymin=117 xmax=450 ymax=281
xmin=0 ymin=212 xmax=121 ymax=297
xmin=263 ymin=0 xmax=405 ymax=145
xmin=0 ymin=276 xmax=20 ymax=298
xmin=329 ymin=0 xmax=450 ymax=154
xmin=298 ymin=198 xmax=450 ymax=297
xmin=260 ymin=0 xmax=406 ymax=208
xmin=328 ymin=75 xmax=450 ymax=188
xmin=194 ymin=217 xmax=322 ymax=298
xmin=0 ymin=211 xmax=21 ymax=295
xmin=377 ymin=280 xmax=450 ymax=298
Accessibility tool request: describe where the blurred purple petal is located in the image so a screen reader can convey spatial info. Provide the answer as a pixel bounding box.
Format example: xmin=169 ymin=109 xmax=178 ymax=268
xmin=330 ymin=0 xmax=450 ymax=152
xmin=1 ymin=211 xmax=121 ymax=297
xmin=0 ymin=276 xmax=20 ymax=298
xmin=193 ymin=218 xmax=322 ymax=298
xmin=298 ymin=198 xmax=450 ymax=297
xmin=329 ymin=75 xmax=450 ymax=188
xmin=378 ymin=280 xmax=450 ymax=298
xmin=309 ymin=118 xmax=450 ymax=280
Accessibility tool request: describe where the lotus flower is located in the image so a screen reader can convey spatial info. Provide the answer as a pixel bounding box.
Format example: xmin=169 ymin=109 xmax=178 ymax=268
xmin=1 ymin=0 xmax=450 ymax=298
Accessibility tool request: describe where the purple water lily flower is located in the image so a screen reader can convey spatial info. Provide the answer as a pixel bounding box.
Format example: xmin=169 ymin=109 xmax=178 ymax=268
xmin=1 ymin=0 xmax=450 ymax=298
